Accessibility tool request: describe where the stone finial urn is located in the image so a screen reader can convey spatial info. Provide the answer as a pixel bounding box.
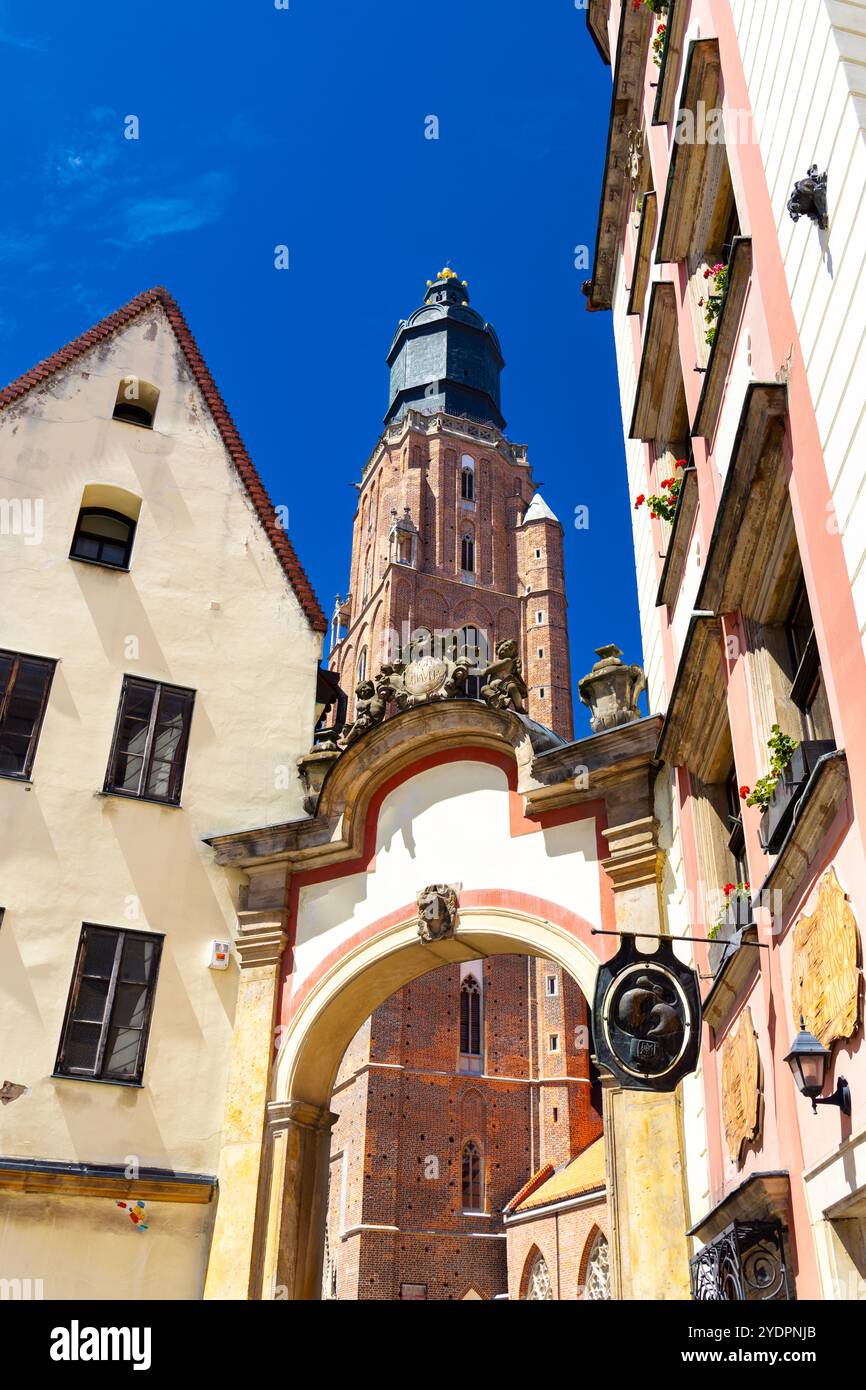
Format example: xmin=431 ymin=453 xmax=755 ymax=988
xmin=578 ymin=645 xmax=646 ymax=734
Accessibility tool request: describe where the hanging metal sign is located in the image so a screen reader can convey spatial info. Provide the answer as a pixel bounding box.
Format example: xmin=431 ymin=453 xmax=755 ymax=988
xmin=592 ymin=933 xmax=701 ymax=1091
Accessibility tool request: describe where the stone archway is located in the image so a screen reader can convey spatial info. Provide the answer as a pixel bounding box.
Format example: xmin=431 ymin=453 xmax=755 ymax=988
xmin=202 ymin=700 xmax=693 ymax=1303
xmin=258 ymin=905 xmax=601 ymax=1302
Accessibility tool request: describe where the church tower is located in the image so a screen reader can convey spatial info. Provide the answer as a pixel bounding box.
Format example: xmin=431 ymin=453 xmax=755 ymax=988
xmin=329 ymin=269 xmax=573 ymax=740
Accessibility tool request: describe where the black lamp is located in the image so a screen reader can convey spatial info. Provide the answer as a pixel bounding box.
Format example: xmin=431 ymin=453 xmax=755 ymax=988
xmin=784 ymin=1015 xmax=851 ymax=1116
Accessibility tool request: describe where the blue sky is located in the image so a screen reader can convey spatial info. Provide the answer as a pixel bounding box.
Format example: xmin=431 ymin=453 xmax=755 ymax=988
xmin=0 ymin=0 xmax=642 ymax=733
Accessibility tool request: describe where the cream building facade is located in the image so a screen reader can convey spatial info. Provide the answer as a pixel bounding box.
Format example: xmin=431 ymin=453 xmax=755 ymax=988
xmin=0 ymin=287 xmax=325 ymax=1299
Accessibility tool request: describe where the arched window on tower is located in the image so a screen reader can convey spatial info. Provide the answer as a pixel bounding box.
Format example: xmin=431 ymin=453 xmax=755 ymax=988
xmin=461 ymin=456 xmax=475 ymax=502
xmin=461 ymin=532 xmax=475 ymax=574
xmin=460 ymin=974 xmax=482 ymax=1061
xmin=461 ymin=1139 xmax=483 ymax=1212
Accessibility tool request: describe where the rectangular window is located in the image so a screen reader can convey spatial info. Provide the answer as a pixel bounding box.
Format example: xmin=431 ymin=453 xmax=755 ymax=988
xmin=536 ymin=611 xmax=544 ymax=625
xmin=538 ymin=648 xmax=544 ymax=659
xmin=0 ymin=650 xmax=56 ymax=780
xmin=105 ymin=677 xmax=195 ymax=805
xmin=549 ymin=1033 xmax=559 ymax=1053
xmin=785 ymin=580 xmax=834 ymax=742
xmin=55 ymin=925 xmax=163 ymax=1084
xmin=535 ymin=548 xmax=542 ymax=559
xmin=539 ymin=688 xmax=545 ymax=699
xmin=545 ymin=975 xmax=558 ymax=996
xmin=552 ymin=1106 xmax=559 ymax=1123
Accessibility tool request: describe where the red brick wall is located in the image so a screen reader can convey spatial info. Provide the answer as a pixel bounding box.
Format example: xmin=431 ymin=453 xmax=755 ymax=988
xmin=327 ymin=955 xmax=602 ymax=1300
xmin=506 ymin=1198 xmax=609 ymax=1300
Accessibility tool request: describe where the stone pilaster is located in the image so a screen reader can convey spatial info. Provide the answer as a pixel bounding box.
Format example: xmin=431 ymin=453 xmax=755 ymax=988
xmin=203 ymin=911 xmax=287 ymax=1301
xmin=259 ymin=1100 xmax=337 ymax=1301
xmin=599 ymin=803 xmax=692 ymax=1300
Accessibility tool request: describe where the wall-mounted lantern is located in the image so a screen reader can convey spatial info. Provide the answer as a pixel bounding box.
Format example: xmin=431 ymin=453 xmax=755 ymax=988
xmin=784 ymin=1016 xmax=851 ymax=1115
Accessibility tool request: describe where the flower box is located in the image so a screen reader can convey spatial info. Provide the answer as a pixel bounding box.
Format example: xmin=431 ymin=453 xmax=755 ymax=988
xmin=759 ymin=740 xmax=836 ymax=853
xmin=708 ymin=896 xmax=753 ymax=976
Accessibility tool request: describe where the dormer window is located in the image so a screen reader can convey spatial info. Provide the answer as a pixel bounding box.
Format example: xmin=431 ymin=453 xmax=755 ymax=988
xmin=113 ymin=378 xmax=159 ymax=429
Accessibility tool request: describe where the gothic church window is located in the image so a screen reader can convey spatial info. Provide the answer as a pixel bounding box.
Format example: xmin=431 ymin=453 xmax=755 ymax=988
xmin=460 ymin=974 xmax=482 ymax=1055
xmin=461 ymin=466 xmax=475 ymax=501
xmin=461 ymin=533 xmax=475 ymax=573
xmin=461 ymin=1139 xmax=483 ymax=1211
xmin=526 ymin=1253 xmax=553 ymax=1301
xmin=584 ymin=1232 xmax=611 ymax=1301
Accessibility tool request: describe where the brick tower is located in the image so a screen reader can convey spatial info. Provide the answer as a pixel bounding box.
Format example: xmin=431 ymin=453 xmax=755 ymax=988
xmin=322 ymin=272 xmax=598 ymax=1302
xmin=328 ymin=268 xmax=573 ymax=740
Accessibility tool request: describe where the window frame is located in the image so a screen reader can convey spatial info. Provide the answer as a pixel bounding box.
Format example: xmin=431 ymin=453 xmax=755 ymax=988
xmin=461 ymin=1139 xmax=483 ymax=1212
xmin=0 ymin=649 xmax=57 ymax=782
xmin=104 ymin=676 xmax=195 ymax=806
xmin=69 ymin=506 xmax=137 ymax=571
xmin=53 ymin=923 xmax=164 ymax=1087
xmin=461 ymin=532 xmax=475 ymax=574
xmin=460 ymin=974 xmax=482 ymax=1057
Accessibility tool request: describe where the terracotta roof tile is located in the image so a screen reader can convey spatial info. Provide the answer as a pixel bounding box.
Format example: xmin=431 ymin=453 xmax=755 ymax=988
xmin=509 ymin=1137 xmax=606 ymax=1214
xmin=0 ymin=286 xmax=327 ymax=633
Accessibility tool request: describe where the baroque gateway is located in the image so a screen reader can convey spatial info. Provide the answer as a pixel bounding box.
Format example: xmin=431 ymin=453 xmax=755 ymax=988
xmin=1 ymin=0 xmax=865 ymax=1306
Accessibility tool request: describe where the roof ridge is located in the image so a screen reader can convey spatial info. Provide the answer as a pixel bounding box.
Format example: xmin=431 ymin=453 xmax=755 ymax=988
xmin=0 ymin=286 xmax=326 ymax=633
xmin=503 ymin=1161 xmax=555 ymax=1214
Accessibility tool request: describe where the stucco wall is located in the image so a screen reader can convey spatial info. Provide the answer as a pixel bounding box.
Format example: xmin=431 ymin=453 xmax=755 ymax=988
xmin=0 ymin=304 xmax=321 ymax=1294
xmin=731 ymin=0 xmax=866 ymax=651
xmin=291 ymin=759 xmax=603 ymax=996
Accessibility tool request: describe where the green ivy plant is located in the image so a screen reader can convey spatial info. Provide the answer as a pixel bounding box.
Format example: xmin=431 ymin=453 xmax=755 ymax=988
xmin=740 ymin=725 xmax=799 ymax=814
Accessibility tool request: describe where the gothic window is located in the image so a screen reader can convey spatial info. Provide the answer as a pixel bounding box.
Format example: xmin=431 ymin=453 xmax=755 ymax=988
xmin=104 ymin=677 xmax=195 ymax=805
xmin=55 ymin=924 xmax=163 ymax=1084
xmin=0 ymin=650 xmax=56 ymax=780
xmin=362 ymin=551 xmax=372 ymax=602
xmin=356 ymin=647 xmax=368 ymax=685
xmin=461 ymin=533 xmax=475 ymax=573
xmin=526 ymin=1253 xmax=553 ymax=1301
xmin=70 ymin=508 xmax=136 ymax=570
xmin=460 ymin=974 xmax=482 ymax=1055
xmin=461 ymin=465 xmax=475 ymax=501
xmin=112 ymin=377 xmax=159 ymax=429
xmin=584 ymin=1232 xmax=611 ymax=1301
xmin=461 ymin=1139 xmax=482 ymax=1211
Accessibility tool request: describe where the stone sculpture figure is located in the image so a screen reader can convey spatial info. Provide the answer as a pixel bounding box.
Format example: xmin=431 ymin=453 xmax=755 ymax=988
xmin=787 ymin=165 xmax=828 ymax=228
xmin=336 ymin=679 xmax=387 ymax=750
xmin=479 ymin=639 xmax=528 ymax=714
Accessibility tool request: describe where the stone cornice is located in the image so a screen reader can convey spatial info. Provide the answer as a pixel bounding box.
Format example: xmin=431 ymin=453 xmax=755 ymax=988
xmin=695 ymin=383 xmax=792 ymax=620
xmin=587 ymin=3 xmax=652 ymax=312
xmin=527 ymin=714 xmax=663 ymax=817
xmin=656 ymin=616 xmax=727 ymax=779
xmin=629 ymin=280 xmax=688 ymax=442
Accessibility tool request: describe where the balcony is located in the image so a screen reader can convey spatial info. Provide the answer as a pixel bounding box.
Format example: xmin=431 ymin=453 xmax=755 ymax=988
xmin=759 ymin=740 xmax=837 ymax=854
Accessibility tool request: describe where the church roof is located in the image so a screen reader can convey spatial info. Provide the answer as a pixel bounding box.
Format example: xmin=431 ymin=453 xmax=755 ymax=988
xmin=506 ymin=1137 xmax=606 ymax=1214
xmin=522 ymin=492 xmax=560 ymax=525
xmin=0 ymin=286 xmax=327 ymax=633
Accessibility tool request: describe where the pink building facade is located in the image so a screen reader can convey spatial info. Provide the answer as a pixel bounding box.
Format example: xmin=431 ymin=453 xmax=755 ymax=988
xmin=586 ymin=0 xmax=866 ymax=1299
